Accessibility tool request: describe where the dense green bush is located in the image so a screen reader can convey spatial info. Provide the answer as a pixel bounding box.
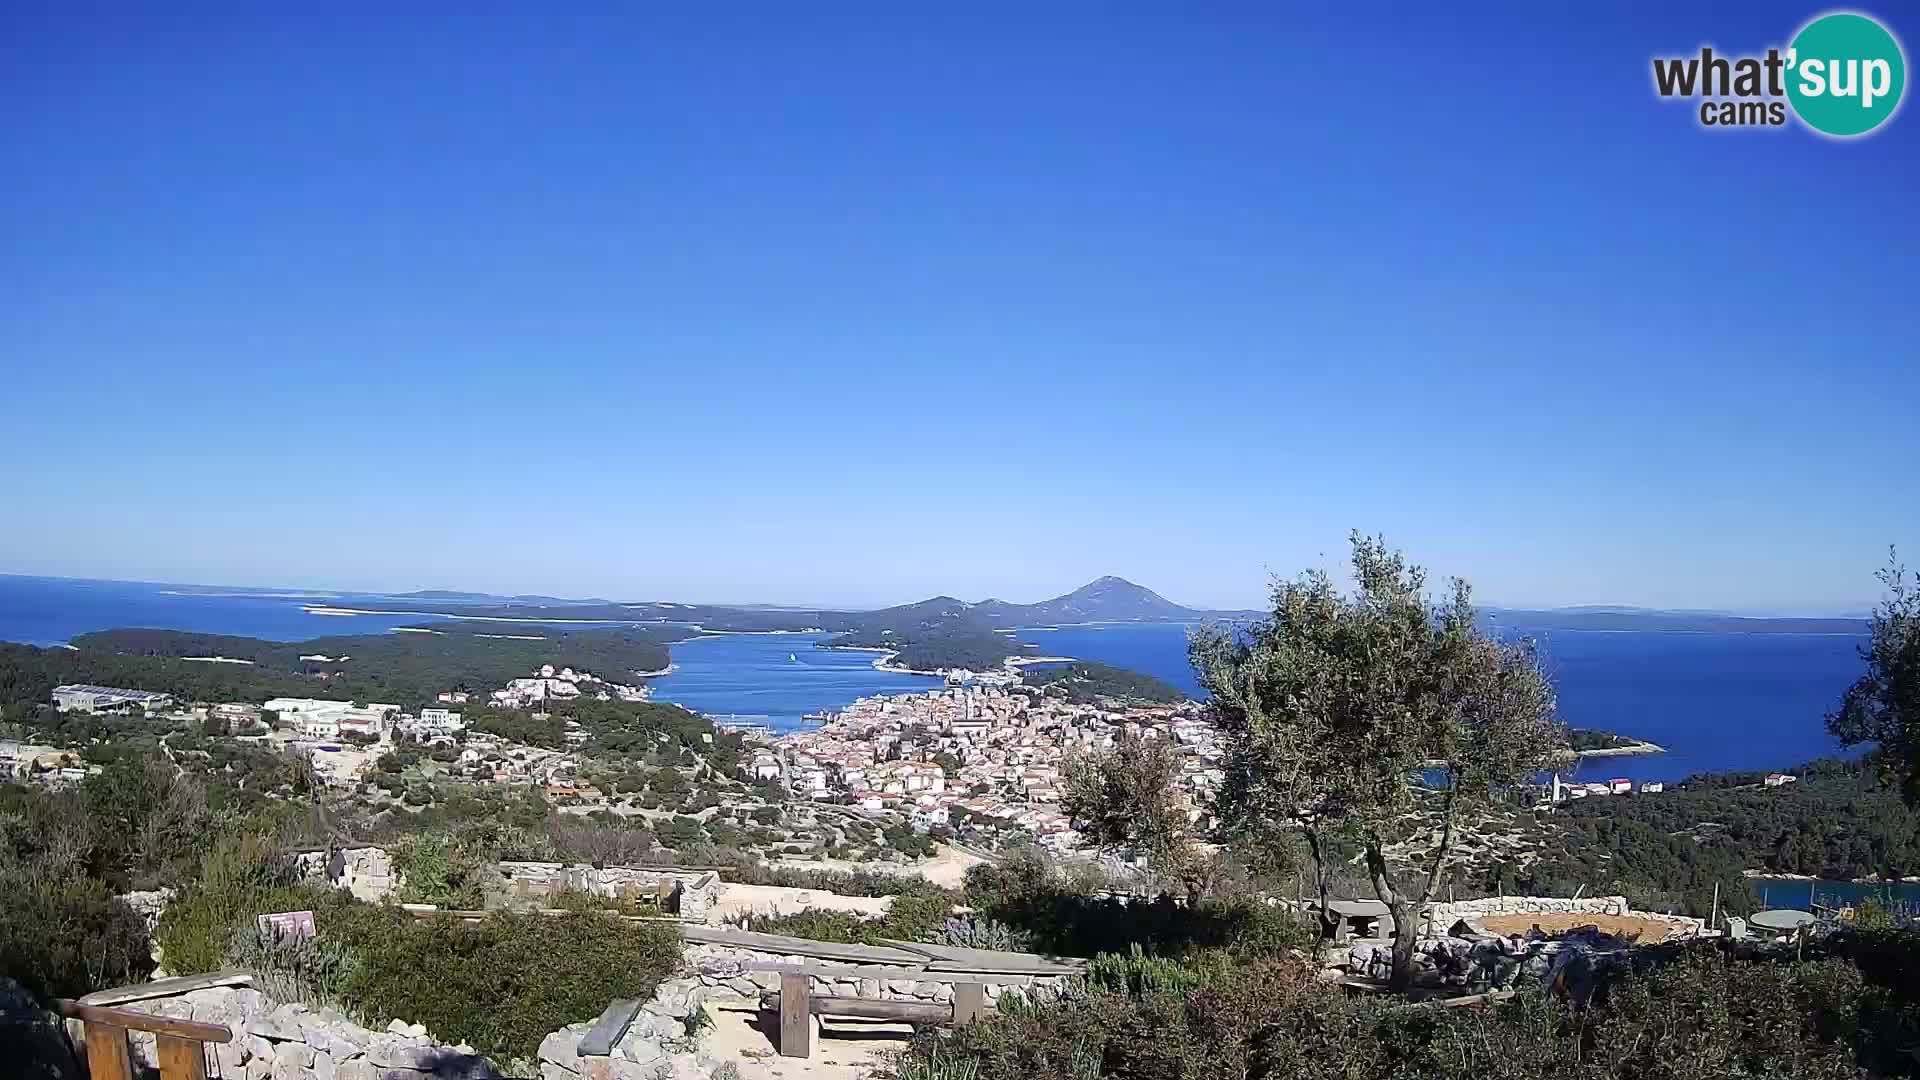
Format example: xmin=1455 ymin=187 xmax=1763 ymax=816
xmin=335 ymin=910 xmax=681 ymax=1063
xmin=904 ymin=943 xmax=1920 ymax=1080
xmin=723 ymin=860 xmax=953 ymax=898
xmin=224 ymin=922 xmax=357 ymax=1010
xmin=154 ymin=833 xmax=331 ymax=974
xmin=960 ymin=853 xmax=1312 ymax=960
xmin=0 ymin=871 xmax=153 ymax=1000
xmin=389 ymin=832 xmax=492 ymax=908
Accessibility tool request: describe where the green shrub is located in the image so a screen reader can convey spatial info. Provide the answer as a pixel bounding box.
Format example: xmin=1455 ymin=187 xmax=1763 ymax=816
xmin=1083 ymin=945 xmax=1209 ymax=996
xmin=0 ymin=870 xmax=153 ymax=1000
xmin=154 ymin=833 xmax=326 ymax=974
xmin=905 ymin=942 xmax=1920 ymax=1080
xmin=224 ymin=922 xmax=356 ymax=1010
xmin=932 ymin=918 xmax=1033 ymax=953
xmin=337 ymin=911 xmax=681 ymax=1063
xmin=961 ymin=854 xmax=1310 ymax=960
xmin=389 ymin=832 xmax=491 ymax=909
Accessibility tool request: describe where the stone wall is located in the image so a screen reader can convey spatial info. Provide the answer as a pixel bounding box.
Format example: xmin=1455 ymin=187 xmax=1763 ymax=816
xmin=291 ymin=846 xmax=397 ymax=903
xmin=499 ymin=861 xmax=721 ymax=922
xmin=1420 ymin=895 xmax=1705 ymax=939
xmin=285 ymin=848 xmax=721 ymax=920
xmin=537 ymin=978 xmax=718 ymax=1080
xmin=680 ymin=942 xmax=1072 ymax=1006
xmin=78 ymin=972 xmax=730 ymax=1080
xmin=106 ymin=982 xmax=503 ymax=1080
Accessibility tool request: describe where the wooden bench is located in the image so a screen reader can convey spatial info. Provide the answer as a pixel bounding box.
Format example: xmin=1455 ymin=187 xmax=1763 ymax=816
xmin=761 ymin=972 xmax=990 ymax=1058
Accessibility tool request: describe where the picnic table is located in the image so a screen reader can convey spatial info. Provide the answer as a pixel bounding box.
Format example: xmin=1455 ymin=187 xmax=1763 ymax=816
xmin=1321 ymin=899 xmax=1396 ymax=941
xmin=1748 ymin=909 xmax=1817 ymax=935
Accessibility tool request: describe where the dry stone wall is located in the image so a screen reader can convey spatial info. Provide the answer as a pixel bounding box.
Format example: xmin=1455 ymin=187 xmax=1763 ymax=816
xmin=681 ymin=942 xmax=1073 ymax=1005
xmin=108 ymin=983 xmax=503 ymax=1080
xmin=283 ymin=848 xmax=722 ymax=919
xmin=1421 ymin=895 xmax=1705 ymax=938
xmin=498 ymin=861 xmax=721 ymax=921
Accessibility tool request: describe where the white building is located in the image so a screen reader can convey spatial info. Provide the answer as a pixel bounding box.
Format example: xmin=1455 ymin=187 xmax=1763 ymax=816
xmin=53 ymin=685 xmax=172 ymax=713
xmin=416 ymin=708 xmax=465 ymax=734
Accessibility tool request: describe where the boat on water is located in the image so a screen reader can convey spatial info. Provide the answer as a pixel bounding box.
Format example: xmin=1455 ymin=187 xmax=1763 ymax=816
xmin=788 ymin=653 xmax=797 ymax=662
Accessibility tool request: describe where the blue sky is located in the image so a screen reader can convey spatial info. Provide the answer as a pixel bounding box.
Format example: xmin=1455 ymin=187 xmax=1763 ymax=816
xmin=2 ymin=4 xmax=1914 ymax=613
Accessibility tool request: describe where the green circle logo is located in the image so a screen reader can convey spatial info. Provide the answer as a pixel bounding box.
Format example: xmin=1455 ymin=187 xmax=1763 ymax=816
xmin=1786 ymin=12 xmax=1906 ymax=136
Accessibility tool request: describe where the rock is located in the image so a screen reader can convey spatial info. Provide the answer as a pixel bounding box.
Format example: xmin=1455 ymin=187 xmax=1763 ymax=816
xmin=910 ymin=981 xmax=944 ymax=999
xmin=618 ymin=1038 xmax=665 ymax=1065
xmin=538 ymin=1027 xmax=584 ymax=1069
xmin=314 ymin=1049 xmax=338 ymax=1080
xmin=274 ymin=1039 xmax=317 ymax=1071
xmin=336 ymin=1060 xmax=377 ymax=1080
xmin=366 ymin=1035 xmax=438 ymax=1071
xmin=544 ymin=1064 xmax=583 ymax=1080
xmin=250 ymin=1014 xmax=305 ymax=1042
xmin=216 ymin=1037 xmax=250 ymax=1074
xmin=884 ymin=978 xmax=916 ymax=996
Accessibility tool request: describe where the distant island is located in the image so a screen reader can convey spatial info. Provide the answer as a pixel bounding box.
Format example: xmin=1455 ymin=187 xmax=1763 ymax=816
xmin=6 ymin=572 xmax=1870 ymax=683
xmin=1566 ymin=727 xmax=1666 ymax=757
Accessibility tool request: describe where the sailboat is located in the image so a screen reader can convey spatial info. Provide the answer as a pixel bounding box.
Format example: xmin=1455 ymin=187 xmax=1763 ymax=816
xmin=788 ymin=653 xmax=797 ymax=663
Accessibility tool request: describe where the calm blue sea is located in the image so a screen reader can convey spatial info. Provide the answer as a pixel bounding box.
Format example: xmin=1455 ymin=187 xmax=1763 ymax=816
xmin=0 ymin=576 xmax=1869 ymax=786
xmin=1019 ymin=620 xmax=1868 ymax=786
xmin=0 ymin=575 xmax=462 ymax=643
xmin=646 ymin=633 xmax=942 ymax=731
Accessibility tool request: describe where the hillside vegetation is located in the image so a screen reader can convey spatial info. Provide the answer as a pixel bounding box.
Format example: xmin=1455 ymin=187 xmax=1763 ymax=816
xmin=1027 ymin=660 xmax=1185 ymax=704
xmin=0 ymin=624 xmax=677 ymax=713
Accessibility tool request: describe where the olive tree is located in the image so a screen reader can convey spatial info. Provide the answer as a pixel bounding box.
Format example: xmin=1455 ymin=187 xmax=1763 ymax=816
xmin=1829 ymin=548 xmax=1920 ymax=804
xmin=1190 ymin=532 xmax=1562 ymax=990
xmin=1062 ymin=732 xmax=1209 ymax=902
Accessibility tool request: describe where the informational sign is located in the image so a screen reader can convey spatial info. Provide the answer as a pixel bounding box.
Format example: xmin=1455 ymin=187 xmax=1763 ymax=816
xmin=257 ymin=910 xmax=317 ymax=941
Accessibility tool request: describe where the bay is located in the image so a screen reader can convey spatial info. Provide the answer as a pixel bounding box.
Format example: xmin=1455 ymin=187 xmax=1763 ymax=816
xmin=1749 ymin=876 xmax=1920 ymax=913
xmin=646 ymin=633 xmax=943 ymax=732
xmin=0 ymin=576 xmax=1871 ymax=783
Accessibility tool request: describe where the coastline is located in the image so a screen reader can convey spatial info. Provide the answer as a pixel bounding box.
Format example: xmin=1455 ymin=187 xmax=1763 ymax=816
xmin=302 ymin=605 xmax=629 ymax=624
xmin=1573 ymin=740 xmax=1666 ymax=758
xmin=1746 ymin=869 xmax=1920 ymax=885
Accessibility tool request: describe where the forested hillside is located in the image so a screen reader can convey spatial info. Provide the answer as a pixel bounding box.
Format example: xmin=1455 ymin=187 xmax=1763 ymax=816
xmin=0 ymin=624 xmax=679 ymax=713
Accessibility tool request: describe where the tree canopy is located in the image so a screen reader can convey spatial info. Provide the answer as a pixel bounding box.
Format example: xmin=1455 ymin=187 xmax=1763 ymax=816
xmin=1829 ymin=548 xmax=1920 ymax=804
xmin=1190 ymin=532 xmax=1563 ymax=989
xmin=1063 ymin=733 xmax=1206 ymax=898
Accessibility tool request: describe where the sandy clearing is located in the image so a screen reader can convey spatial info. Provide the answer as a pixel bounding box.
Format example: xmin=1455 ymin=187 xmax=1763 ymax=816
xmin=702 ymin=1000 xmax=911 ymax=1080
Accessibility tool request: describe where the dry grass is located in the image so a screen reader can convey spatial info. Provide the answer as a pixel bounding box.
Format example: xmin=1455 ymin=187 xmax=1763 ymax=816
xmin=1477 ymin=912 xmax=1692 ymax=942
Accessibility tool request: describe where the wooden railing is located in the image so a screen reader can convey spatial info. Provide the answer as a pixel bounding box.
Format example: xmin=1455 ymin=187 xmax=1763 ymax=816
xmin=55 ymin=999 xmax=232 ymax=1080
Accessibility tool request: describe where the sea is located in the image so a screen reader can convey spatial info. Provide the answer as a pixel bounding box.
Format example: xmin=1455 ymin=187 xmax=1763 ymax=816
xmin=0 ymin=576 xmax=1869 ymax=782
xmin=0 ymin=574 xmax=1888 ymax=911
